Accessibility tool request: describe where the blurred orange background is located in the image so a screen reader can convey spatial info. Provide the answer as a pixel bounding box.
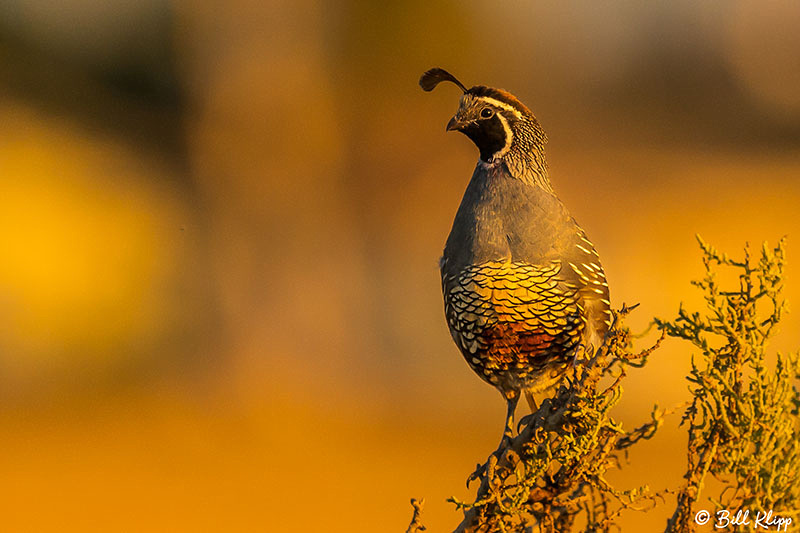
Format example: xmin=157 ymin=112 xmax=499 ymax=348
xmin=1 ymin=1 xmax=800 ymax=531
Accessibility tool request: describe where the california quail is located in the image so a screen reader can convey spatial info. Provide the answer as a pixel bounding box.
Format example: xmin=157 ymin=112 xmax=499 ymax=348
xmin=420 ymin=68 xmax=612 ymax=441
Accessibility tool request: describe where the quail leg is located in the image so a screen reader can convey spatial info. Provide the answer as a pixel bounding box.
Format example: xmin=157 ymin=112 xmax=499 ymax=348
xmin=517 ymin=389 xmax=539 ymax=432
xmin=500 ymin=392 xmax=520 ymax=448
xmin=524 ymin=390 xmax=537 ymax=412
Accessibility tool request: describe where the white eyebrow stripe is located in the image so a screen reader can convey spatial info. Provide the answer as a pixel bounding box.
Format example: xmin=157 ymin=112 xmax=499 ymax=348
xmin=474 ymin=96 xmax=523 ymax=118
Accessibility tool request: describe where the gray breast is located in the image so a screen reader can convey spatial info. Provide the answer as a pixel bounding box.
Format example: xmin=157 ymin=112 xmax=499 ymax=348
xmin=442 ymin=162 xmax=578 ymax=275
xmin=441 ymin=161 xmax=612 ymax=348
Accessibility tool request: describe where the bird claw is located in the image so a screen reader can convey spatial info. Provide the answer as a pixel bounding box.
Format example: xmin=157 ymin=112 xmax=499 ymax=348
xmin=517 ymin=413 xmax=535 ymax=432
xmin=466 ymin=463 xmax=484 ymax=488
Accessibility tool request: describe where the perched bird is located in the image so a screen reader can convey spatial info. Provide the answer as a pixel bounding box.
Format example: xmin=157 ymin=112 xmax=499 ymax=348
xmin=420 ymin=68 xmax=612 ymax=442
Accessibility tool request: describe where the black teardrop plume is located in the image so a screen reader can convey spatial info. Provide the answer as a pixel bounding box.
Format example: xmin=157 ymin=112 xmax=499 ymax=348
xmin=419 ymin=67 xmax=468 ymax=93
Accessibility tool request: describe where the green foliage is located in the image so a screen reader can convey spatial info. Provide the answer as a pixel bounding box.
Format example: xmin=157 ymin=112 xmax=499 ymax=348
xmin=658 ymin=238 xmax=800 ymax=532
xmin=407 ymin=238 xmax=800 ymax=532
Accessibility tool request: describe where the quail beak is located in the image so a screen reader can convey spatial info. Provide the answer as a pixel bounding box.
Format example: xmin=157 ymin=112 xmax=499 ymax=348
xmin=446 ymin=116 xmax=465 ymax=132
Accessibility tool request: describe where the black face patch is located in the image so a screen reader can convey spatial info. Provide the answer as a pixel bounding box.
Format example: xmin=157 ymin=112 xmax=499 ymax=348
xmin=461 ymin=114 xmax=507 ymax=161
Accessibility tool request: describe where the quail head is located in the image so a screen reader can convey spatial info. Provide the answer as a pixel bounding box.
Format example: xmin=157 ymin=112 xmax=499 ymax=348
xmin=420 ymin=67 xmax=612 ymax=442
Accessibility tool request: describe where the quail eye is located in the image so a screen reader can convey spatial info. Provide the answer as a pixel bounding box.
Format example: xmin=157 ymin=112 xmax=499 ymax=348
xmin=480 ymin=107 xmax=494 ymax=119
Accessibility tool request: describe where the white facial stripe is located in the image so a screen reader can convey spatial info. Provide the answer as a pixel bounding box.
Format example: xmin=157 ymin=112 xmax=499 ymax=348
xmin=475 ymin=96 xmax=523 ymax=118
xmin=459 ymin=93 xmax=522 ymax=161
xmin=493 ymin=112 xmax=513 ymax=160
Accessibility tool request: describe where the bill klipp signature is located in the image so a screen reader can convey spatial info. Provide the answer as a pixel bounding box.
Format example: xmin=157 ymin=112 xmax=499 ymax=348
xmin=694 ymin=509 xmax=793 ymax=531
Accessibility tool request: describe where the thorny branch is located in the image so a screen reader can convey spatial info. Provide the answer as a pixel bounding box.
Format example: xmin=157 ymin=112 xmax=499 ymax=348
xmin=659 ymin=237 xmax=800 ymax=533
